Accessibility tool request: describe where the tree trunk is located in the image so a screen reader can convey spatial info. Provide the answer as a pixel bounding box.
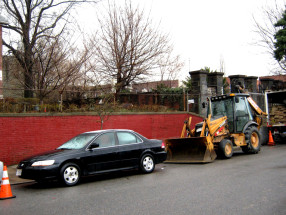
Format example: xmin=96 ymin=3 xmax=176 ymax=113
xmin=24 ymin=70 xmax=34 ymax=98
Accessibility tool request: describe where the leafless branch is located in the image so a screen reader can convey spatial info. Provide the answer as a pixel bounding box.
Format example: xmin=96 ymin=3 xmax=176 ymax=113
xmin=252 ymin=0 xmax=286 ymax=74
xmin=92 ymin=0 xmax=179 ymax=96
xmin=1 ymin=0 xmax=100 ymax=98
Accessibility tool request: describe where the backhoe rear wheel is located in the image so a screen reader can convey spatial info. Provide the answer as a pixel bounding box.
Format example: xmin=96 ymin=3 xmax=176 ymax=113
xmin=218 ymin=139 xmax=233 ymax=159
xmin=242 ymin=126 xmax=261 ymax=154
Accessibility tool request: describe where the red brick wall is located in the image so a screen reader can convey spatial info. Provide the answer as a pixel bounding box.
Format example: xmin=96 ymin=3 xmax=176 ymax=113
xmin=0 ymin=113 xmax=203 ymax=165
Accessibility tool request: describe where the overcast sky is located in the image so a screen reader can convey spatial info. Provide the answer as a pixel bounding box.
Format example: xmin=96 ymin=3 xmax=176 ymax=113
xmin=79 ymin=0 xmax=285 ymax=80
xmin=1 ymin=1 xmax=283 ymax=82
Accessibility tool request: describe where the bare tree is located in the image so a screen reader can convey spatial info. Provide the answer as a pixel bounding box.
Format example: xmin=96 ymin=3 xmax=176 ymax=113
xmin=94 ymin=94 xmax=115 ymax=129
xmin=253 ymin=0 xmax=286 ymax=74
xmin=33 ymin=32 xmax=95 ymax=102
xmin=157 ymin=54 xmax=184 ymax=81
xmin=93 ymin=0 xmax=176 ymax=98
xmin=1 ymin=0 xmax=99 ymax=98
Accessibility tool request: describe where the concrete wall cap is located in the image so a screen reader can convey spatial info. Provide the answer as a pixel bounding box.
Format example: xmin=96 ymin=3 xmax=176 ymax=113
xmin=245 ymin=76 xmax=258 ymax=80
xmin=189 ymin=70 xmax=209 ymax=75
xmin=207 ymin=72 xmax=224 ymax=76
xmin=229 ymin=75 xmax=246 ymax=78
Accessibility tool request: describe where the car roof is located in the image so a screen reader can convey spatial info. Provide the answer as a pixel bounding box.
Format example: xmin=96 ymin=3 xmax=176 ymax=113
xmin=84 ymin=129 xmax=135 ymax=134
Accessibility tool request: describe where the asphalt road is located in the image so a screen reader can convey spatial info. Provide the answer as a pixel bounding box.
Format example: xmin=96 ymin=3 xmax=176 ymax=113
xmin=1 ymin=145 xmax=286 ymax=215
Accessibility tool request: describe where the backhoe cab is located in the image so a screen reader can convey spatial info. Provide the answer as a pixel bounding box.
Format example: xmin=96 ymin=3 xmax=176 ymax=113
xmin=165 ymin=93 xmax=267 ymax=163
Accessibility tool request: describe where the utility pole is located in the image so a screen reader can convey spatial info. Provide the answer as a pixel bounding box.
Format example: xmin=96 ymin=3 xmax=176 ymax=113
xmin=0 ymin=15 xmax=8 ymax=81
xmin=0 ymin=15 xmax=8 ymax=99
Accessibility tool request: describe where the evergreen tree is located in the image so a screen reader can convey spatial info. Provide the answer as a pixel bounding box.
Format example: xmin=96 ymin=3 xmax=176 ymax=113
xmin=274 ymin=9 xmax=286 ymax=62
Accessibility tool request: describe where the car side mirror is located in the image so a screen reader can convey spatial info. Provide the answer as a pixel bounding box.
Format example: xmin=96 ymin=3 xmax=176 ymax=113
xmin=235 ymin=97 xmax=239 ymax=103
xmin=88 ymin=142 xmax=99 ymax=150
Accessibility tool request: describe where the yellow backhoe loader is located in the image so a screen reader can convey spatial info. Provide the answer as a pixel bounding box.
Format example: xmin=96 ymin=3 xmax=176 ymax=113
xmin=165 ymin=92 xmax=267 ymax=163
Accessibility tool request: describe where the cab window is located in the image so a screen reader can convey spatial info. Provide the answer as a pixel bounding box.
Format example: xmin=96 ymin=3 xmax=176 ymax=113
xmin=210 ymin=98 xmax=234 ymax=133
xmin=117 ymin=132 xmax=141 ymax=145
xmin=235 ymin=97 xmax=250 ymax=132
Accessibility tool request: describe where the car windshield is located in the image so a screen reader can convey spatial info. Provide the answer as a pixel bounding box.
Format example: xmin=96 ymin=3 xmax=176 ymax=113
xmin=57 ymin=134 xmax=96 ymax=150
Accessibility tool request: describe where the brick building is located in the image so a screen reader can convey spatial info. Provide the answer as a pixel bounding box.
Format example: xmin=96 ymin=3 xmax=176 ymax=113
xmin=2 ymin=55 xmax=24 ymax=98
xmin=259 ymin=75 xmax=286 ymax=91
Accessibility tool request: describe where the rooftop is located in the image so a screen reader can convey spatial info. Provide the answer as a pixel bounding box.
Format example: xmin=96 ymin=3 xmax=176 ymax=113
xmin=260 ymin=75 xmax=286 ymax=82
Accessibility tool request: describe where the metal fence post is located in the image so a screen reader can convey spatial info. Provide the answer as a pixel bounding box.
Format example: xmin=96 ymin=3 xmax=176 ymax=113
xmin=187 ymin=91 xmax=189 ymax=112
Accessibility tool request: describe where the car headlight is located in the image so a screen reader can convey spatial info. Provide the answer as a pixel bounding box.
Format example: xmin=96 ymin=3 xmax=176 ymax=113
xmin=31 ymin=160 xmax=55 ymax=166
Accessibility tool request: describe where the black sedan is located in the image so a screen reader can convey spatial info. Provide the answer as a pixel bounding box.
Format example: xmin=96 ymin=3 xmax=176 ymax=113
xmin=16 ymin=129 xmax=167 ymax=186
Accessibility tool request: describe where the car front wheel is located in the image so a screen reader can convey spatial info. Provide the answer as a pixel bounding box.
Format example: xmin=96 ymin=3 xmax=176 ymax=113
xmin=60 ymin=163 xmax=81 ymax=186
xmin=140 ymin=154 xmax=155 ymax=173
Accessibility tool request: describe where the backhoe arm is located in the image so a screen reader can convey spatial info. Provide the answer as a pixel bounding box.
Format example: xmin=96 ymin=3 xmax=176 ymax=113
xmin=180 ymin=117 xmax=193 ymax=138
xmin=236 ymin=85 xmax=267 ymax=116
xmin=247 ymin=97 xmax=267 ymax=116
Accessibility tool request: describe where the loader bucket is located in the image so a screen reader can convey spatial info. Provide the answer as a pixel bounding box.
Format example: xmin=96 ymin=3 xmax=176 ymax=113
xmin=164 ymin=137 xmax=217 ymax=163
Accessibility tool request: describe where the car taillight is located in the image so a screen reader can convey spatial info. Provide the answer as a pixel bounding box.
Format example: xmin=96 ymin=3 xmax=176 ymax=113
xmin=161 ymin=142 xmax=166 ymax=149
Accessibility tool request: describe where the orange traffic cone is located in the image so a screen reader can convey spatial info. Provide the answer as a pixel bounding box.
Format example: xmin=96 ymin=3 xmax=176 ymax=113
xmin=268 ymin=130 xmax=275 ymax=146
xmin=0 ymin=165 xmax=16 ymax=200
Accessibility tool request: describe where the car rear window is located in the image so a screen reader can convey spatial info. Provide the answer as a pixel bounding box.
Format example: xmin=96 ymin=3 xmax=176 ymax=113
xmin=117 ymin=132 xmax=141 ymax=145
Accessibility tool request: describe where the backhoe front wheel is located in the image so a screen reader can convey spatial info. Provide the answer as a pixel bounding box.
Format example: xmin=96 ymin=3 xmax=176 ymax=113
xmin=242 ymin=126 xmax=261 ymax=154
xmin=218 ymin=139 xmax=233 ymax=159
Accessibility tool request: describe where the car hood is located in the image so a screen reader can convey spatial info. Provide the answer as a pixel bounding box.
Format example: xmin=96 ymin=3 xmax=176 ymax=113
xmin=22 ymin=149 xmax=80 ymax=162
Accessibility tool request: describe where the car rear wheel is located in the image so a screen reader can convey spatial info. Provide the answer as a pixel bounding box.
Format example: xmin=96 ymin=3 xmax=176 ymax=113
xmin=140 ymin=154 xmax=155 ymax=173
xmin=60 ymin=163 xmax=81 ymax=186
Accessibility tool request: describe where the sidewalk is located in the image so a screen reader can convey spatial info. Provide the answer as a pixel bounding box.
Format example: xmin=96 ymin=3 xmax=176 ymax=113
xmin=6 ymin=165 xmax=34 ymax=185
